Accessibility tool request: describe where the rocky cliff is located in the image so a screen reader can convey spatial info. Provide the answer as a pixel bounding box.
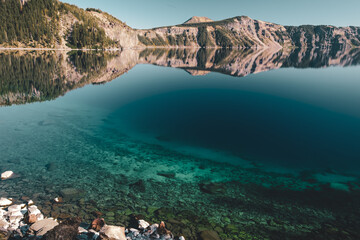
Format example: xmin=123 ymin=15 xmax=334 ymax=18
xmin=1 ymin=0 xmax=360 ymax=50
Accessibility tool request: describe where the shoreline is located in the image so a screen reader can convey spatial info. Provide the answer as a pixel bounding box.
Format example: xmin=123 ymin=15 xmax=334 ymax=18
xmin=0 ymin=45 xmax=285 ymax=51
xmin=0 ymin=197 xmax=184 ymax=240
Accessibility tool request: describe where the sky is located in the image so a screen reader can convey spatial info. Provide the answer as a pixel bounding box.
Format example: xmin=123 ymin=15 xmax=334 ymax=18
xmin=61 ymin=0 xmax=360 ymax=29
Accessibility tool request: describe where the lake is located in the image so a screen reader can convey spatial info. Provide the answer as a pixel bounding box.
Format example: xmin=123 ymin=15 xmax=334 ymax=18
xmin=0 ymin=47 xmax=360 ymax=239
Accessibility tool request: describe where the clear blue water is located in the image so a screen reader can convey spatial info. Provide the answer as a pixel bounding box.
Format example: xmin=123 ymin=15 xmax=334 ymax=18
xmin=0 ymin=50 xmax=360 ymax=239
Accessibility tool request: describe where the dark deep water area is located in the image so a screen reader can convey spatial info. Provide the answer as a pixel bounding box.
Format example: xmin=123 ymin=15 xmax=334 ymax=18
xmin=0 ymin=48 xmax=360 ymax=239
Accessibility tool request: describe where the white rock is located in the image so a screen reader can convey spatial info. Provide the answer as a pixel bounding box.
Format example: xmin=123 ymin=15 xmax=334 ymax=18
xmin=27 ymin=200 xmax=34 ymax=206
xmin=138 ymin=219 xmax=150 ymax=229
xmin=27 ymin=205 xmax=38 ymax=212
xmin=28 ymin=206 xmax=41 ymax=216
xmin=0 ymin=198 xmax=12 ymax=207
xmin=37 ymin=214 xmax=44 ymax=221
xmin=148 ymin=224 xmax=159 ymax=234
xmin=179 ymin=236 xmax=186 ymax=240
xmin=7 ymin=210 xmax=23 ymax=217
xmin=100 ymin=225 xmax=126 ymax=240
xmin=8 ymin=204 xmax=22 ymax=212
xmin=129 ymin=228 xmax=140 ymax=236
xmin=29 ymin=219 xmax=59 ymax=236
xmin=9 ymin=215 xmax=23 ymax=224
xmin=78 ymin=226 xmax=88 ymax=233
xmin=1 ymin=171 xmax=14 ymax=180
xmin=0 ymin=219 xmax=9 ymax=231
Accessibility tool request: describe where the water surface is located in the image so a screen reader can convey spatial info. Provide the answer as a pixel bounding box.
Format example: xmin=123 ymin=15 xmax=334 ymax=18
xmin=0 ymin=48 xmax=360 ymax=240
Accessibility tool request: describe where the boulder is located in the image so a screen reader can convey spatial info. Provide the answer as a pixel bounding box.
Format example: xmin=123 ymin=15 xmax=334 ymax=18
xmin=199 ymin=230 xmax=221 ymax=240
xmin=42 ymin=217 xmax=81 ymax=240
xmin=99 ymin=225 xmax=126 ymax=240
xmin=0 ymin=198 xmax=12 ymax=207
xmin=28 ymin=219 xmax=59 ymax=236
xmin=1 ymin=171 xmax=13 ymax=180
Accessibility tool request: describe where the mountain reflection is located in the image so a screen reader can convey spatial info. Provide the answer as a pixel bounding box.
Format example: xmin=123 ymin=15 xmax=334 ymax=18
xmin=0 ymin=46 xmax=359 ymax=105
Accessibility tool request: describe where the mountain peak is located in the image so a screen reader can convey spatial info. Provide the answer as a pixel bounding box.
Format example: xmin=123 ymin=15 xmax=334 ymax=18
xmin=183 ymin=16 xmax=213 ymax=24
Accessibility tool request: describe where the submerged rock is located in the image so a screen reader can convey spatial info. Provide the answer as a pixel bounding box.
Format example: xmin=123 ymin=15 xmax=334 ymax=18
xmin=157 ymin=171 xmax=176 ymax=179
xmin=1 ymin=171 xmax=14 ymax=180
xmin=129 ymin=180 xmax=146 ymax=193
xmin=199 ymin=182 xmax=226 ymax=194
xmin=45 ymin=162 xmax=57 ymax=171
xmin=99 ymin=225 xmax=126 ymax=240
xmin=28 ymin=219 xmax=59 ymax=236
xmin=199 ymin=230 xmax=221 ymax=240
xmin=60 ymin=188 xmax=85 ymax=201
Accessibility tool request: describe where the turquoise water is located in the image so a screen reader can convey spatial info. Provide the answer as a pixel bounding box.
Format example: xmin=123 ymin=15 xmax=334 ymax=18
xmin=1 ymin=50 xmax=360 ymax=239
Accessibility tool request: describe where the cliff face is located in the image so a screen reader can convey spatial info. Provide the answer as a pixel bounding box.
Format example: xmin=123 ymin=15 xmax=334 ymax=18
xmin=136 ymin=16 xmax=291 ymax=49
xmin=285 ymin=25 xmax=360 ymax=49
xmin=135 ymin=16 xmax=360 ymax=50
xmin=1 ymin=0 xmax=360 ymax=50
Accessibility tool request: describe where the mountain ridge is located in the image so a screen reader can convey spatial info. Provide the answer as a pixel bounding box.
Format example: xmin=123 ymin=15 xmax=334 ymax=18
xmin=0 ymin=0 xmax=359 ymax=50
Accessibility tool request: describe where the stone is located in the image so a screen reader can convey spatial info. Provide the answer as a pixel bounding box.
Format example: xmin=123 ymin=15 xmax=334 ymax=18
xmin=330 ymin=182 xmax=350 ymax=191
xmin=0 ymin=219 xmax=9 ymax=232
xmin=199 ymin=182 xmax=226 ymax=194
xmin=25 ymin=214 xmax=38 ymax=224
xmin=157 ymin=221 xmax=173 ymax=238
xmin=45 ymin=162 xmax=57 ymax=171
xmin=1 ymin=171 xmax=14 ymax=180
xmin=138 ymin=219 xmax=150 ymax=229
xmin=28 ymin=205 xmax=42 ymax=216
xmin=54 ymin=197 xmax=63 ymax=203
xmin=129 ymin=180 xmax=146 ymax=193
xmin=42 ymin=217 xmax=81 ymax=240
xmin=78 ymin=226 xmax=88 ymax=233
xmin=157 ymin=171 xmax=176 ymax=178
xmin=60 ymin=188 xmax=85 ymax=200
xmin=7 ymin=204 xmax=22 ymax=212
xmin=28 ymin=219 xmax=59 ymax=236
xmin=0 ymin=198 xmax=12 ymax=207
xmin=91 ymin=218 xmax=105 ymax=232
xmin=99 ymin=225 xmax=126 ymax=240
xmin=199 ymin=230 xmax=221 ymax=240
xmin=106 ymin=212 xmax=115 ymax=217
xmin=179 ymin=237 xmax=186 ymax=240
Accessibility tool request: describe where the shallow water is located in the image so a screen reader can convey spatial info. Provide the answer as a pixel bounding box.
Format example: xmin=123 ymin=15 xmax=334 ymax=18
xmin=0 ymin=49 xmax=360 ymax=239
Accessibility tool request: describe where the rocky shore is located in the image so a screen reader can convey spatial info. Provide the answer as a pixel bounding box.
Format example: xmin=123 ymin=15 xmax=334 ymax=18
xmin=0 ymin=196 xmax=189 ymax=240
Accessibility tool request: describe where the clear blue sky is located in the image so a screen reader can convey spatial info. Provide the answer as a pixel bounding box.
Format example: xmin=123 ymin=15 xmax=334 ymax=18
xmin=61 ymin=0 xmax=360 ymax=29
